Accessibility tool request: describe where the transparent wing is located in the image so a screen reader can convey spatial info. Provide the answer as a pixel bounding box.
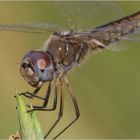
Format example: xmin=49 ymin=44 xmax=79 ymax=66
xmin=0 ymin=2 xmax=125 ymax=35
xmin=54 ymin=1 xmax=125 ymax=32
xmin=0 ymin=22 xmax=65 ymax=34
xmin=54 ymin=2 xmax=140 ymax=52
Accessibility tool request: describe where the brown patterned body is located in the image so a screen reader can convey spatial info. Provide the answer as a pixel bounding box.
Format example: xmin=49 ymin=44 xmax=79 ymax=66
xmin=91 ymin=11 xmax=140 ymax=46
xmin=46 ymin=11 xmax=140 ymax=72
xmin=46 ymin=32 xmax=89 ymax=72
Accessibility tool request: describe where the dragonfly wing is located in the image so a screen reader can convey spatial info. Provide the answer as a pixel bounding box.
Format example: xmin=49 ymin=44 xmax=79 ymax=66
xmin=0 ymin=22 xmax=65 ymax=34
xmin=54 ymin=1 xmax=125 ymax=32
xmin=0 ymin=2 xmax=125 ymax=35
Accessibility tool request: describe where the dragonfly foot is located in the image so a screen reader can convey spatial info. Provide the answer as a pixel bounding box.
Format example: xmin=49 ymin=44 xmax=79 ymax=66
xmin=19 ymin=92 xmax=33 ymax=98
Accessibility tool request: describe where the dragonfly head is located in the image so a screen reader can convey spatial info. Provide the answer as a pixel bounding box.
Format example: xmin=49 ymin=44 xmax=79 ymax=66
xmin=19 ymin=50 xmax=55 ymax=87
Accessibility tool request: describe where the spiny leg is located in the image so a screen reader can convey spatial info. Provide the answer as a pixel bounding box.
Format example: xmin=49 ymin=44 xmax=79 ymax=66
xmin=53 ymin=76 xmax=80 ymax=139
xmin=44 ymin=79 xmax=64 ymax=139
xmin=28 ymin=80 xmax=58 ymax=112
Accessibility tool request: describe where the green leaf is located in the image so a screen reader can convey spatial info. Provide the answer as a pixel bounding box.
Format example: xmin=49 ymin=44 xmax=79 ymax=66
xmin=15 ymin=93 xmax=44 ymax=140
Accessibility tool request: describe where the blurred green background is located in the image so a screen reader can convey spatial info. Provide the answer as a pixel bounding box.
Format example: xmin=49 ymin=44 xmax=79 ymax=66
xmin=0 ymin=1 xmax=140 ymax=139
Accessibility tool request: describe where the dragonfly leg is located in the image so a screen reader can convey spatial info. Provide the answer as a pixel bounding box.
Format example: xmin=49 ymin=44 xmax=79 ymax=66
xmin=27 ymin=80 xmax=58 ymax=112
xmin=44 ymin=79 xmax=64 ymax=139
xmin=52 ymin=76 xmax=80 ymax=139
xmin=18 ymin=86 xmax=44 ymax=100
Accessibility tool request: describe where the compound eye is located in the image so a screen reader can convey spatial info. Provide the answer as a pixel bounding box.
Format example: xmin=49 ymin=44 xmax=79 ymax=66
xmin=22 ymin=50 xmax=52 ymax=69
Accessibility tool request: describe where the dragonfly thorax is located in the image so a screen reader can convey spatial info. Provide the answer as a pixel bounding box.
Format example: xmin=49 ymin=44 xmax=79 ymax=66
xmin=46 ymin=32 xmax=89 ymax=73
xmin=19 ymin=50 xmax=55 ymax=87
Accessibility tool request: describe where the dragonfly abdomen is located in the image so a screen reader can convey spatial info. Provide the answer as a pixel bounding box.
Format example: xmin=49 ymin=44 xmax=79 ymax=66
xmin=91 ymin=11 xmax=140 ymax=47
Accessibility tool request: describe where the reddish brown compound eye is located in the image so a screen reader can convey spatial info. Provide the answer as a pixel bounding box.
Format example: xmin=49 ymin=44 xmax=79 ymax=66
xmin=22 ymin=50 xmax=51 ymax=67
xmin=20 ymin=50 xmax=54 ymax=87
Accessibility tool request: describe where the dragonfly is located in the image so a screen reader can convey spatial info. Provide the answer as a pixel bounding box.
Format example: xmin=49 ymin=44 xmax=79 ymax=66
xmin=1 ymin=1 xmax=140 ymax=139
